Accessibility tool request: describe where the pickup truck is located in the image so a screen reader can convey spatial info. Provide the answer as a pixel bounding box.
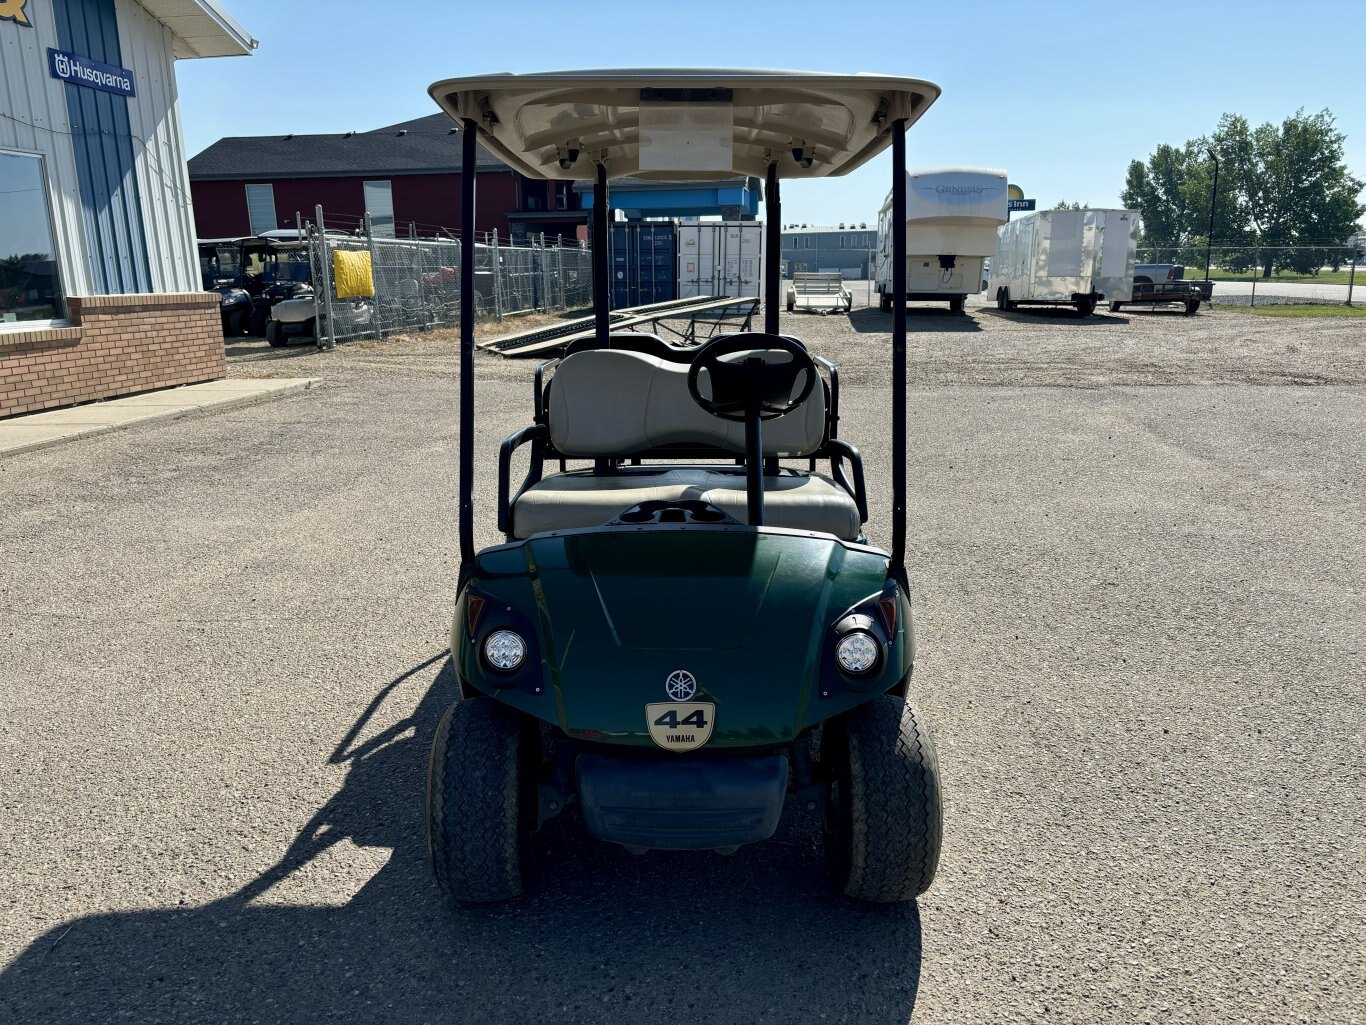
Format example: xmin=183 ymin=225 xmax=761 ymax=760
xmin=1111 ymin=264 xmax=1215 ymax=315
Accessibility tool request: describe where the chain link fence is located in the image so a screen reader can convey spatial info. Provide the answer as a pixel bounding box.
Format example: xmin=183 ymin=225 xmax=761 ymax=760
xmin=302 ymin=210 xmax=593 ymax=347
xmin=1136 ymin=245 xmax=1361 ymax=307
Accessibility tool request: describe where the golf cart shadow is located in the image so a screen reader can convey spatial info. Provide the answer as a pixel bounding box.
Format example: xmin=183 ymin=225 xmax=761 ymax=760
xmin=847 ymin=305 xmax=984 ymax=333
xmin=0 ymin=656 xmax=923 ymax=1025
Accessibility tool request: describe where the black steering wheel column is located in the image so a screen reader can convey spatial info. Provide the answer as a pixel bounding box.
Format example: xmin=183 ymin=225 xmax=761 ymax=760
xmin=686 ymin=333 xmax=818 ymax=528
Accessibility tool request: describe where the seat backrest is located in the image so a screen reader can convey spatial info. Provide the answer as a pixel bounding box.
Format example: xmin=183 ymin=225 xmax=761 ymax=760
xmin=547 ymin=348 xmax=826 ymax=458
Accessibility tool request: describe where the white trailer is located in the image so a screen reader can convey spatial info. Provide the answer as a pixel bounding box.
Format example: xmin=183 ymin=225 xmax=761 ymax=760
xmin=990 ymin=209 xmax=1138 ymax=316
xmin=875 ymin=167 xmax=1008 ymax=312
xmin=677 ymin=221 xmax=764 ymax=300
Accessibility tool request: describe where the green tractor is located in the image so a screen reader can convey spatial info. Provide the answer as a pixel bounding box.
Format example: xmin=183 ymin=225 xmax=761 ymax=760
xmin=426 ymin=70 xmax=943 ymax=903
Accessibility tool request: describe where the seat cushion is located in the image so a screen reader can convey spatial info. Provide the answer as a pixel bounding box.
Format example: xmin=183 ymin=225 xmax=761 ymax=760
xmin=548 ymin=348 xmax=826 ymax=459
xmin=512 ymin=467 xmax=861 ymax=540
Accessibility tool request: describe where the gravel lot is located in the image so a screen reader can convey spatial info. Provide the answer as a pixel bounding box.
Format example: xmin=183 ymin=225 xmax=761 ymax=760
xmin=1 ymin=302 xmax=1362 ymax=1024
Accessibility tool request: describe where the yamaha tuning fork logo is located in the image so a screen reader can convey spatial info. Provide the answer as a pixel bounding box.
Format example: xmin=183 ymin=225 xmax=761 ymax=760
xmin=47 ymin=47 xmax=136 ymax=98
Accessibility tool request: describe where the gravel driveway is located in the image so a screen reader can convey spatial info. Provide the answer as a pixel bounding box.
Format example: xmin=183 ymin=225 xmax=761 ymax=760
xmin=1 ymin=303 xmax=1362 ymax=1024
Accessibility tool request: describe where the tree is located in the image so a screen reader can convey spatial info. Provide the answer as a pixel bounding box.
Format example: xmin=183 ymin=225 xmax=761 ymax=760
xmin=1052 ymin=200 xmax=1084 ymax=210
xmin=1213 ymin=109 xmax=1365 ymax=276
xmin=1122 ymin=108 xmax=1363 ymax=276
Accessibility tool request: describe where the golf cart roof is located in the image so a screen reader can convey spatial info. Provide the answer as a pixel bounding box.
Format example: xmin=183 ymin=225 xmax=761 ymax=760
xmin=427 ymin=69 xmax=940 ymax=182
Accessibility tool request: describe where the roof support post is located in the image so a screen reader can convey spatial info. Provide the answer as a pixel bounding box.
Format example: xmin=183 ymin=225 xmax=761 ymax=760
xmin=764 ymin=162 xmax=780 ymax=334
xmin=458 ymin=119 xmax=477 ymax=569
xmin=593 ymin=162 xmax=610 ymax=346
xmin=890 ymin=118 xmax=908 ymax=576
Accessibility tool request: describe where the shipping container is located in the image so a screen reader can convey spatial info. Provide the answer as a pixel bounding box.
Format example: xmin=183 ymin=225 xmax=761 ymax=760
xmin=875 ymin=167 xmax=1008 ymax=312
xmin=677 ymin=221 xmax=764 ymax=299
xmin=990 ymin=209 xmax=1138 ymax=316
xmin=606 ymin=222 xmax=678 ymax=309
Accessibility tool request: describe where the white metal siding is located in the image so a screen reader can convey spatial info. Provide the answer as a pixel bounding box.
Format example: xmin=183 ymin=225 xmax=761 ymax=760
xmin=0 ymin=9 xmax=92 ymax=297
xmin=117 ymin=0 xmax=199 ymax=292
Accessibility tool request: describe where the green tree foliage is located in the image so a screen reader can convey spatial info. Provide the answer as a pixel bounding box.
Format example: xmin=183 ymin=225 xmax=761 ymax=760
xmin=1123 ymin=109 xmax=1364 ymax=276
xmin=1052 ymin=200 xmax=1083 ymax=210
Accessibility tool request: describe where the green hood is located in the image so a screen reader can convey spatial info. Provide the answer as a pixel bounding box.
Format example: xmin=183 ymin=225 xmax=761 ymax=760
xmin=462 ymin=528 xmax=910 ymax=749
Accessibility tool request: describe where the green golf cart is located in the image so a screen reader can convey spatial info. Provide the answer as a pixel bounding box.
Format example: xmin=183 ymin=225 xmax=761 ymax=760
xmin=426 ymin=70 xmax=943 ymax=903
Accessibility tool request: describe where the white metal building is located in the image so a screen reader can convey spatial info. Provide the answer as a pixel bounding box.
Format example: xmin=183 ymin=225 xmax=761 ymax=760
xmin=1 ymin=0 xmax=255 ymax=418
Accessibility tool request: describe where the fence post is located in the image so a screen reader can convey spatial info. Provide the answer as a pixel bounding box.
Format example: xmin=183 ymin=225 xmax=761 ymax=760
xmin=316 ymin=205 xmax=337 ymax=349
xmin=492 ymin=229 xmax=503 ymax=322
xmin=363 ymin=212 xmax=383 ymax=341
xmin=1348 ymin=251 xmax=1357 ymax=307
xmin=1249 ymin=250 xmax=1257 ymax=308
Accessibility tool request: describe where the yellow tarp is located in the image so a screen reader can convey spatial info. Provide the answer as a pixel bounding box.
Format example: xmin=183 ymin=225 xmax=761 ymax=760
xmin=333 ymin=250 xmax=374 ymax=298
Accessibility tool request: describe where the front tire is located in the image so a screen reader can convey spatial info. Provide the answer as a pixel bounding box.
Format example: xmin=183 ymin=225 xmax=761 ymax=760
xmin=427 ymin=698 xmax=537 ymax=904
xmin=825 ymin=695 xmax=943 ymax=902
xmin=266 ymin=320 xmax=286 ymax=347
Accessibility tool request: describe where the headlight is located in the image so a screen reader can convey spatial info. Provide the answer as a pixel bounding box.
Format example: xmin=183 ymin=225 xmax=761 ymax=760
xmin=483 ymin=629 xmax=527 ymax=672
xmin=835 ymin=630 xmax=880 ymax=674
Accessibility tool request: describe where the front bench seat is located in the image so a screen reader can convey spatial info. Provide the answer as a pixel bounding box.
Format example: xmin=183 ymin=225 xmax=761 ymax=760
xmin=512 ymin=466 xmax=861 ymax=540
xmin=510 ymin=347 xmax=861 ymax=540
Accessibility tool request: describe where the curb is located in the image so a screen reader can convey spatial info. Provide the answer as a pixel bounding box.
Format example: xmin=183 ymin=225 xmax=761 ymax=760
xmin=0 ymin=379 xmax=320 ymax=459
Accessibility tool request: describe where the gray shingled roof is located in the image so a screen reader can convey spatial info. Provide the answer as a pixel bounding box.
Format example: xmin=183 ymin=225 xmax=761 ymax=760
xmin=187 ymin=113 xmax=509 ymax=180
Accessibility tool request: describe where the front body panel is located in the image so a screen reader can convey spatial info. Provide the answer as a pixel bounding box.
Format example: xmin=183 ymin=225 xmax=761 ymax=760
xmin=453 ymin=527 xmax=914 ymax=750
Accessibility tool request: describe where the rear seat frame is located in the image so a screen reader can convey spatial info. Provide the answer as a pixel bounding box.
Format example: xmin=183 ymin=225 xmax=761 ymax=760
xmin=497 ymin=335 xmax=868 ymax=538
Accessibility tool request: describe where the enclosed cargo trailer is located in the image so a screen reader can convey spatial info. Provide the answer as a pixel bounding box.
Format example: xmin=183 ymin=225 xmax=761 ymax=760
xmin=876 ymin=167 xmax=1008 ymax=312
xmin=990 ymin=209 xmax=1138 ymax=316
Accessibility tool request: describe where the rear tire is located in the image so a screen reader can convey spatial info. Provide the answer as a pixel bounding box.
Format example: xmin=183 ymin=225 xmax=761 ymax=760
xmin=880 ymin=292 xmax=892 ymax=312
xmin=1185 ymin=297 xmax=1200 ymax=316
xmin=427 ymin=697 xmax=537 ymax=904
xmin=1076 ymin=297 xmax=1095 ymax=317
xmin=949 ymin=296 xmax=964 ymax=314
xmin=1109 ymin=301 xmax=1123 ymax=313
xmin=825 ymin=695 xmax=943 ymax=902
xmin=266 ymin=320 xmax=287 ymax=347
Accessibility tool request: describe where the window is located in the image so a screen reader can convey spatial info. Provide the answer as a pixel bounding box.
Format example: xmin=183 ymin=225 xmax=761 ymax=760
xmin=0 ymin=151 xmax=64 ymax=324
xmin=802 ymin=236 xmax=811 ymax=249
xmin=244 ymin=184 xmax=277 ymax=236
xmin=555 ymin=182 xmax=570 ymax=211
xmin=363 ymin=180 xmax=395 ymax=238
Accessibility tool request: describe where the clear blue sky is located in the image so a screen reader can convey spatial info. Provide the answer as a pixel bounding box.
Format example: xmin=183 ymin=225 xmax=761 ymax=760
xmin=178 ymin=0 xmax=1366 ymax=228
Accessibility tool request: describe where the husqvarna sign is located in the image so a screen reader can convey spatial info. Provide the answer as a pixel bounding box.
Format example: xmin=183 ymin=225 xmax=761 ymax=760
xmin=47 ymin=47 xmax=136 ymax=98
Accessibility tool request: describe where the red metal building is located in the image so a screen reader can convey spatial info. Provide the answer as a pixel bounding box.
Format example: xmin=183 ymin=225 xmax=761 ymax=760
xmin=187 ymin=114 xmax=585 ymax=241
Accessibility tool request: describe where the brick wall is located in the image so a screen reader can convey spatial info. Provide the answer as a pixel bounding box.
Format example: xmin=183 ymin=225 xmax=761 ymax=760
xmin=0 ymin=293 xmax=225 ymax=420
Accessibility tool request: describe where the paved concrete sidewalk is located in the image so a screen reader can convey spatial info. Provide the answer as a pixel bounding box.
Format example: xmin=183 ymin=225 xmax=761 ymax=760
xmin=0 ymin=377 xmax=318 ymax=458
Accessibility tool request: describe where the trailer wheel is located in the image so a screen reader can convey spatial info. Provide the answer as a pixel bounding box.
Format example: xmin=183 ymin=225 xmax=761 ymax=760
xmin=1075 ymin=297 xmax=1095 ymax=317
xmin=949 ymin=296 xmax=964 ymax=314
xmin=880 ymin=292 xmax=892 ymax=312
xmin=825 ymin=695 xmax=943 ymax=902
xmin=1185 ymin=298 xmax=1201 ymax=316
xmin=787 ymin=300 xmax=795 ymax=312
xmin=1109 ymin=301 xmax=1123 ymax=313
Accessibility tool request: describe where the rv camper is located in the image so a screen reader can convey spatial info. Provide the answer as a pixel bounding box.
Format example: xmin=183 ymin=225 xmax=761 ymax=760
xmin=990 ymin=209 xmax=1138 ymax=316
xmin=875 ymin=167 xmax=1008 ymax=312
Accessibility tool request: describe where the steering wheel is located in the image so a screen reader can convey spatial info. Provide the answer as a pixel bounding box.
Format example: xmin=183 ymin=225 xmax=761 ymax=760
xmin=686 ymin=333 xmax=818 ymax=422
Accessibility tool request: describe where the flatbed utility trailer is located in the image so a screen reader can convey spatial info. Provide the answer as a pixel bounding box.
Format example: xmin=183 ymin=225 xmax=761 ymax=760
xmin=486 ymin=295 xmax=758 ymax=357
xmin=785 ymin=271 xmax=853 ymax=313
xmin=991 ymin=208 xmax=1138 ymax=316
xmin=1112 ymin=264 xmax=1214 ymax=315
